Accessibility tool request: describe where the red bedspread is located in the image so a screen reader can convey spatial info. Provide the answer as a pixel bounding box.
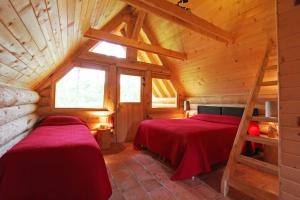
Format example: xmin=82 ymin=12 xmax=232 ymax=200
xmin=0 ymin=116 xmax=112 ymax=200
xmin=134 ymin=114 xmax=245 ymax=180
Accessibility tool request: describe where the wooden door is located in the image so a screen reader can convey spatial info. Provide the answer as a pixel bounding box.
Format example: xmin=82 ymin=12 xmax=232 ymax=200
xmin=116 ymin=68 xmax=145 ymax=143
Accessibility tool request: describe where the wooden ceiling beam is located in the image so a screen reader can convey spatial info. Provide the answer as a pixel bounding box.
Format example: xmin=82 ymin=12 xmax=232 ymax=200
xmin=84 ymin=29 xmax=187 ymax=60
xmin=121 ymin=0 xmax=233 ymax=43
xmin=142 ymin=20 xmax=169 ymax=67
xmin=131 ymin=11 xmax=146 ymax=39
xmin=75 ymin=6 xmax=131 ymax=57
xmin=142 ymin=19 xmax=186 ymax=96
xmin=78 ymin=52 xmax=171 ymax=75
xmin=127 ymin=10 xmax=146 ymax=60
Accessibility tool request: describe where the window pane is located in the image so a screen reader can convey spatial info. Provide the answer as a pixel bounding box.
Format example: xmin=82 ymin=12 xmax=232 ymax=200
xmin=152 ymin=78 xmax=177 ymax=108
xmin=120 ymin=75 xmax=141 ymax=103
xmin=90 ymin=41 xmax=126 ymax=58
xmin=55 ymin=67 xmax=105 ymax=108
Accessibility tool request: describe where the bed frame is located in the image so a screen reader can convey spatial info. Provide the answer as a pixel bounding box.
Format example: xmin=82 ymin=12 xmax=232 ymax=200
xmin=197 ymin=106 xmax=259 ymax=117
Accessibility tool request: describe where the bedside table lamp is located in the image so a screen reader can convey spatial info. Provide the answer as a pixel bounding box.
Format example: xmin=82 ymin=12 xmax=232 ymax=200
xmin=98 ymin=111 xmax=114 ymax=130
xmin=265 ymin=100 xmax=278 ymax=138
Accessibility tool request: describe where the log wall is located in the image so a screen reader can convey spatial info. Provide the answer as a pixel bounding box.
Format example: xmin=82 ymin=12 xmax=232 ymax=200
xmin=0 ymin=84 xmax=39 ymax=157
xmin=277 ymin=1 xmax=300 ymax=199
xmin=37 ymin=89 xmax=105 ymax=130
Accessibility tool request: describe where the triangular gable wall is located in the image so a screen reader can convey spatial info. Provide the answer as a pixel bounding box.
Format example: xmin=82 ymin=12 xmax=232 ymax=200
xmin=35 ymin=6 xmax=185 ymax=106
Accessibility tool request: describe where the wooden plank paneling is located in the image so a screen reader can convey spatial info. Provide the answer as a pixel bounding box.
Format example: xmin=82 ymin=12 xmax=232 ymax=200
xmin=0 ymin=0 xmax=125 ymax=87
xmin=278 ymin=0 xmax=300 ymax=199
xmin=46 ymin=0 xmax=64 ymax=55
xmin=31 ymin=0 xmax=60 ymax=59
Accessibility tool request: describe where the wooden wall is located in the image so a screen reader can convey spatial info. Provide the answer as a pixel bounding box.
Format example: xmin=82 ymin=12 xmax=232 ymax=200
xmin=36 ymin=61 xmax=184 ymax=138
xmin=36 ymin=62 xmax=117 ymax=131
xmin=277 ymin=1 xmax=300 ymax=199
xmin=0 ymin=84 xmax=39 ymax=157
xmin=147 ymin=0 xmax=278 ymax=105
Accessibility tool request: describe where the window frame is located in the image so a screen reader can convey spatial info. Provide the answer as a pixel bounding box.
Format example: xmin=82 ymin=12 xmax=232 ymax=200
xmin=117 ymin=69 xmax=144 ymax=105
xmin=119 ymin=74 xmax=142 ymax=104
xmin=51 ymin=63 xmax=109 ymax=111
xmin=151 ymin=74 xmax=179 ymax=110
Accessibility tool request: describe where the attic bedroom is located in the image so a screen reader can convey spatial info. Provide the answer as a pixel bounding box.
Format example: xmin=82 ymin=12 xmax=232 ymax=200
xmin=0 ymin=0 xmax=299 ymax=199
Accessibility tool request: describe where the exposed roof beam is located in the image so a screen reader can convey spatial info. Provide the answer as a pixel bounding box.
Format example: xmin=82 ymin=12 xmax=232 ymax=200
xmin=121 ymin=0 xmax=233 ymax=43
xmin=127 ymin=10 xmax=146 ymax=60
xmin=78 ymin=52 xmax=170 ymax=75
xmin=131 ymin=11 xmax=146 ymax=39
xmin=142 ymin=19 xmax=186 ymax=96
xmin=84 ymin=29 xmax=187 ymax=60
xmin=142 ymin=21 xmax=169 ymax=67
xmin=75 ymin=6 xmax=132 ymax=58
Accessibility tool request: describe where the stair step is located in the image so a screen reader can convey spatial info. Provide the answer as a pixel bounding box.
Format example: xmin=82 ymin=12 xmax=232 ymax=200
xmin=229 ymin=174 xmax=278 ymax=200
xmin=261 ymin=81 xmax=278 ymax=86
xmin=244 ymin=135 xmax=278 ymax=146
xmin=237 ymin=155 xmax=278 ymax=175
xmin=264 ymin=65 xmax=277 ymax=71
xmin=252 ymin=116 xmax=278 ymax=123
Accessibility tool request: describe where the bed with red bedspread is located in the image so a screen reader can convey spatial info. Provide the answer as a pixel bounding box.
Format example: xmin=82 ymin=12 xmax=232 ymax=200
xmin=134 ymin=114 xmax=259 ymax=180
xmin=0 ymin=116 xmax=112 ymax=200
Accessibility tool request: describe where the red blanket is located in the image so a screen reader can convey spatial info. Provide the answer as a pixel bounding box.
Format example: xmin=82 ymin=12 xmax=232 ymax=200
xmin=134 ymin=114 xmax=252 ymax=180
xmin=0 ymin=116 xmax=112 ymax=200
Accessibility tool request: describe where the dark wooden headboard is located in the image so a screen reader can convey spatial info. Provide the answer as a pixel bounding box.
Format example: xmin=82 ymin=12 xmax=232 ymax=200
xmin=197 ymin=106 xmax=221 ymax=115
xmin=197 ymin=106 xmax=259 ymax=117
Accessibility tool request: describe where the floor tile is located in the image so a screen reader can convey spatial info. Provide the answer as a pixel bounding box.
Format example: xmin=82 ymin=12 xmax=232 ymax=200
xmin=122 ymin=186 xmax=150 ymax=200
xmin=104 ymin=143 xmax=258 ymax=200
xmin=140 ymin=179 xmax=162 ymax=192
xmin=148 ymin=187 xmax=176 ymax=200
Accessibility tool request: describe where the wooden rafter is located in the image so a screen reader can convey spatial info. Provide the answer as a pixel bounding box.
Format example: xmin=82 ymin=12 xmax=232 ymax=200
xmin=77 ymin=6 xmax=132 ymax=56
xmin=78 ymin=52 xmax=170 ymax=75
xmin=34 ymin=6 xmax=131 ymax=90
xmin=84 ymin=29 xmax=187 ymax=60
xmin=142 ymin=20 xmax=169 ymax=67
xmin=142 ymin=19 xmax=186 ymax=95
xmin=131 ymin=11 xmax=146 ymax=39
xmin=121 ymin=0 xmax=233 ymax=43
xmin=127 ymin=10 xmax=146 ymax=60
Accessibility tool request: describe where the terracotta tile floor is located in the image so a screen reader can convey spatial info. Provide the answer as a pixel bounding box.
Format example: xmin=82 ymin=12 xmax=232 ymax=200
xmin=102 ymin=143 xmax=253 ymax=200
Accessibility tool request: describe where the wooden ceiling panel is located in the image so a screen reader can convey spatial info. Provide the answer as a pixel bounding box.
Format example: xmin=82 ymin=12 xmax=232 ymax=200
xmin=0 ymin=0 xmax=125 ymax=87
xmin=145 ymin=0 xmax=277 ymax=98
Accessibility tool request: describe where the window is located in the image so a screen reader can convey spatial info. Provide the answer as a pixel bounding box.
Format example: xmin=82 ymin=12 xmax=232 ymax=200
xmin=120 ymin=75 xmax=141 ymax=103
xmin=55 ymin=67 xmax=105 ymax=109
xmin=90 ymin=41 xmax=126 ymax=58
xmin=152 ymin=78 xmax=177 ymax=108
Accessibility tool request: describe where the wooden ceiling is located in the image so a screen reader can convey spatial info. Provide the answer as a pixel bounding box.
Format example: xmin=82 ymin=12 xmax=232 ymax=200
xmin=0 ymin=0 xmax=125 ymax=87
xmin=0 ymin=0 xmax=277 ymax=101
xmin=145 ymin=0 xmax=278 ymax=98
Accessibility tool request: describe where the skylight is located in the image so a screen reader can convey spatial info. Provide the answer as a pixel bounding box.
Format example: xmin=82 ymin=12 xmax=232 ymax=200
xmin=90 ymin=41 xmax=126 ymax=58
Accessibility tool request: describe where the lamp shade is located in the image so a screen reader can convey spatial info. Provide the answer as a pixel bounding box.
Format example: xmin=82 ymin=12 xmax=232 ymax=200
xmin=265 ymin=100 xmax=278 ymax=117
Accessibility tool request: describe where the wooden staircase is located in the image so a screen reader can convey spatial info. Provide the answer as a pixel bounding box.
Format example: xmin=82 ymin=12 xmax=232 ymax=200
xmin=221 ymin=40 xmax=279 ymax=200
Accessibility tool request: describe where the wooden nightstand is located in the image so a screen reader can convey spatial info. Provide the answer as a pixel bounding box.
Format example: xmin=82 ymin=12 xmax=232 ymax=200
xmin=95 ymin=128 xmax=114 ymax=150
